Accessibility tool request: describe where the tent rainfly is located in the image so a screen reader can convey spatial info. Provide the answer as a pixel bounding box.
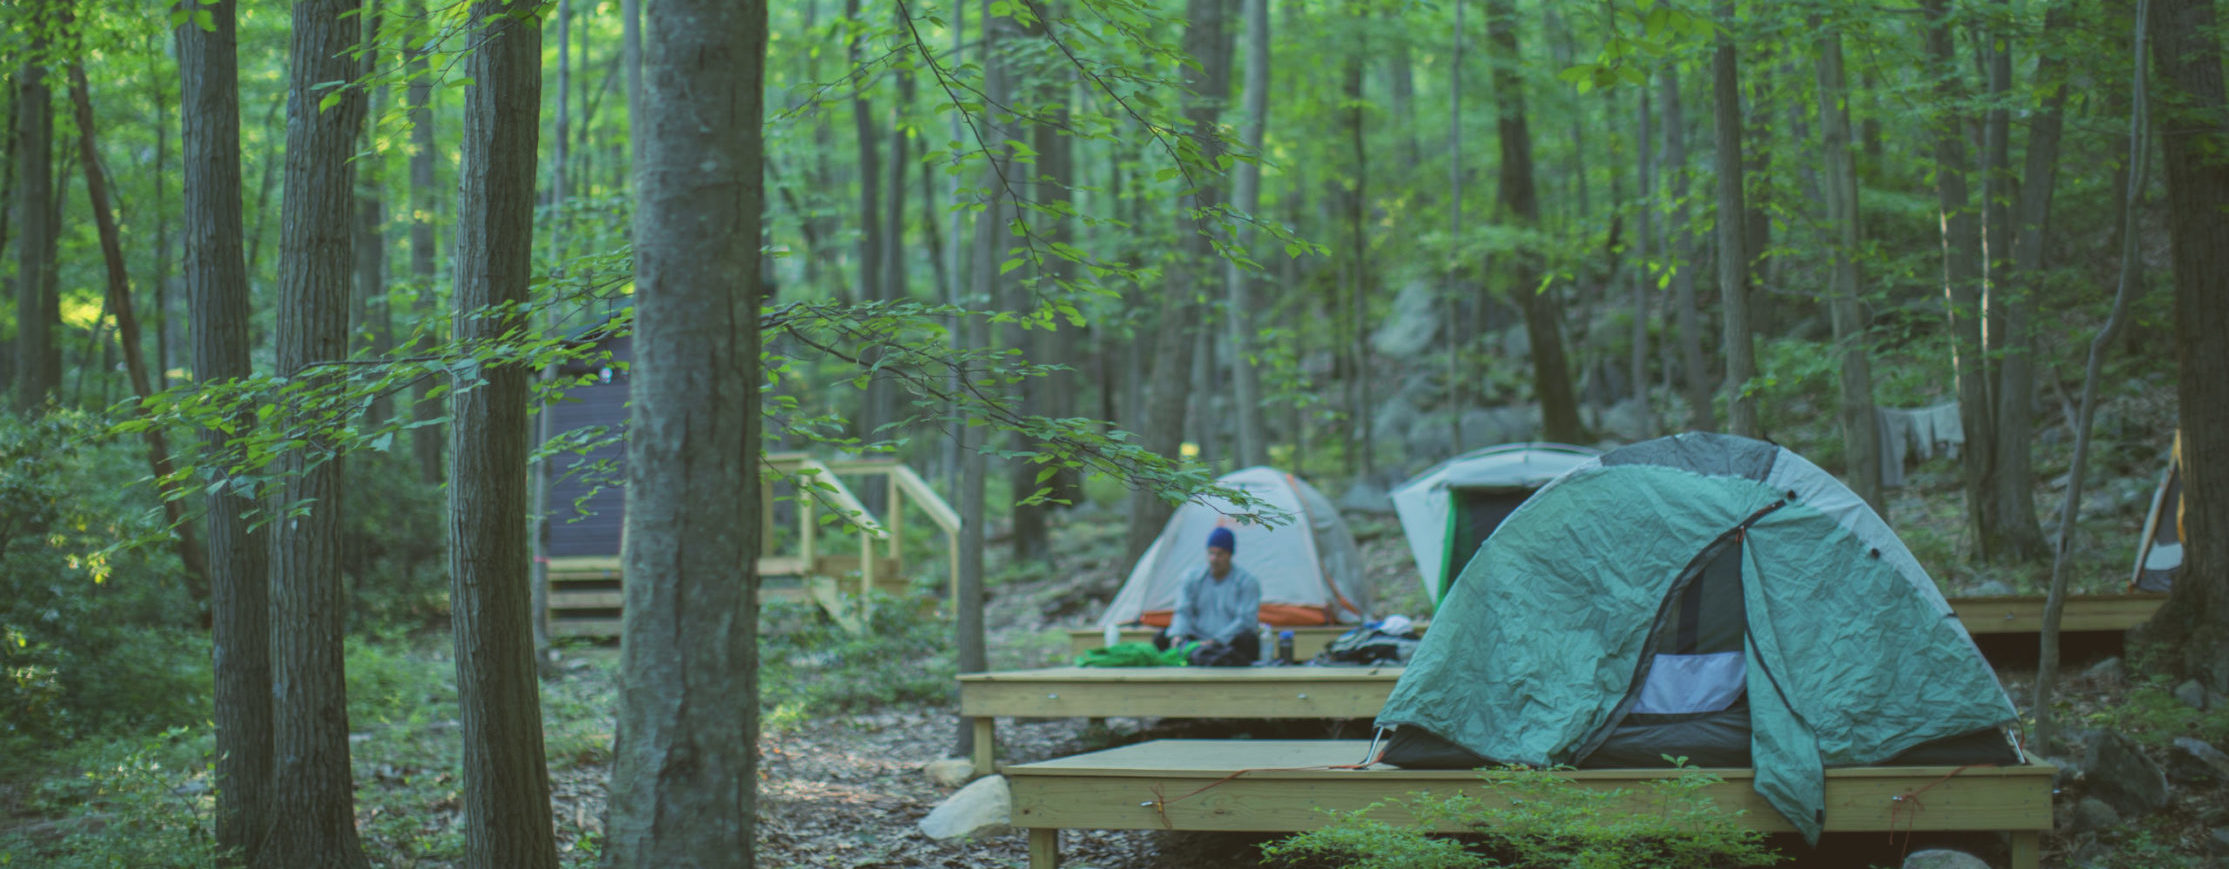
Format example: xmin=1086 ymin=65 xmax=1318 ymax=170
xmin=1390 ymin=442 xmax=1599 ymax=602
xmin=1099 ymin=467 xmax=1369 ymax=629
xmin=1373 ymin=432 xmax=2022 ymax=843
xmin=2132 ymin=432 xmax=2183 ymax=592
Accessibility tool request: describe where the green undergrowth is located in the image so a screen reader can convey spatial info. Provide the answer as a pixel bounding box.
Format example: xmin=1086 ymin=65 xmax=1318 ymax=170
xmin=759 ymin=593 xmax=955 ymax=730
xmin=1260 ymin=764 xmax=1784 ymax=869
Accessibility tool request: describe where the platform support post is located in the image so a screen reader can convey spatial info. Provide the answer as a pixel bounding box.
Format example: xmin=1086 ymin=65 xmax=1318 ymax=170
xmin=1027 ymin=827 xmax=1058 ymax=869
xmin=2008 ymin=830 xmax=2040 ymax=869
xmin=971 ymin=716 xmax=995 ymax=777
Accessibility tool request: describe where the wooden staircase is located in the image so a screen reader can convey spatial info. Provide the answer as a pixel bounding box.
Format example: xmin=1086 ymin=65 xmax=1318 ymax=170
xmin=545 ymin=453 xmax=959 ymax=638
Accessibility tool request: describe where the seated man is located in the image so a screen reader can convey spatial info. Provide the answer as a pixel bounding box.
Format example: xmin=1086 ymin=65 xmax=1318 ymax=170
xmin=1153 ymin=527 xmax=1261 ymax=666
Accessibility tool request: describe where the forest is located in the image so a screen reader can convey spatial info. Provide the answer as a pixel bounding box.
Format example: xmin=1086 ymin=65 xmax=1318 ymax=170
xmin=0 ymin=0 xmax=2225 ymax=866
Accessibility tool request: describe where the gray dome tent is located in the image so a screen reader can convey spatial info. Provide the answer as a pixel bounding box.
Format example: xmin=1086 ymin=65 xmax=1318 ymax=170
xmin=1372 ymin=432 xmax=2021 ymax=843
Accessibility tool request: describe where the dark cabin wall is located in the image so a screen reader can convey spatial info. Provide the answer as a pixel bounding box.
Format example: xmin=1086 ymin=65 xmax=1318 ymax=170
xmin=544 ymin=334 xmax=631 ymax=557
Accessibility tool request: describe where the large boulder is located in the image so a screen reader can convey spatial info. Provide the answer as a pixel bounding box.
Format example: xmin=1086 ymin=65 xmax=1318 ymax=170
xmin=923 ymin=758 xmax=976 ymax=789
xmin=1370 ymin=281 xmax=1444 ymax=360
xmin=2168 ymin=737 xmax=2229 ymax=785
xmin=2084 ymin=730 xmax=2170 ymax=817
xmin=2069 ymin=797 xmax=2121 ymax=834
xmin=918 ymin=774 xmax=1012 ymax=841
xmin=1900 ymin=849 xmax=1990 ymax=869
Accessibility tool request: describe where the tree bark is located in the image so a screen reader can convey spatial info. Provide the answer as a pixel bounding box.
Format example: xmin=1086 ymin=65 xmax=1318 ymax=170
xmin=603 ymin=0 xmax=766 ymax=864
xmin=1923 ymin=0 xmax=1997 ymax=559
xmin=267 ymin=0 xmax=372 ymax=864
xmin=1631 ymin=85 xmax=1653 ymax=438
xmin=406 ymin=0 xmax=443 ymax=485
xmin=2137 ymin=0 xmax=2229 ymax=692
xmin=1344 ymin=45 xmax=1372 ymax=474
xmin=1661 ymin=66 xmax=1710 ymax=433
xmin=66 ymin=62 xmax=209 ymax=596
xmin=1227 ymin=0 xmax=1270 ymax=468
xmin=177 ymin=2 xmax=269 ymax=862
xmin=1813 ymin=18 xmax=1882 ymax=514
xmin=448 ymin=3 xmax=558 ymax=865
xmin=1125 ymin=0 xmax=1231 ymax=567
xmin=15 ymin=3 xmax=57 ymax=412
xmin=1711 ymin=0 xmax=1757 ymax=439
xmin=846 ymin=0 xmax=891 ymax=450
xmin=1486 ymin=0 xmax=1583 ymax=444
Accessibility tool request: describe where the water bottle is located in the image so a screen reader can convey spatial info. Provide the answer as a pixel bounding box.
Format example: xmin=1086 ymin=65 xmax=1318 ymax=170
xmin=1277 ymin=630 xmax=1295 ymax=664
xmin=1258 ymin=624 xmax=1273 ymax=659
xmin=1103 ymin=623 xmax=1121 ymax=648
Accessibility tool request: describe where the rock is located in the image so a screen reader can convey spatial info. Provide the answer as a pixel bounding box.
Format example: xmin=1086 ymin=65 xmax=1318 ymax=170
xmin=2083 ymin=657 xmax=2126 ymax=686
xmin=1339 ymin=480 xmax=1392 ymax=514
xmin=1592 ymin=398 xmax=1652 ymax=441
xmin=923 ymin=758 xmax=976 ymax=789
xmin=1452 ymin=406 xmax=1539 ymax=453
xmin=2210 ymin=827 xmax=2229 ymax=858
xmin=1969 ymin=579 xmax=2015 ymax=597
xmin=917 ymin=774 xmax=1012 ymax=841
xmin=2175 ymin=679 xmax=2210 ymax=710
xmin=1901 ymin=848 xmax=1991 ymax=869
xmin=2069 ymin=797 xmax=2121 ymax=834
xmin=2168 ymin=737 xmax=2229 ymax=784
xmin=2084 ymin=730 xmax=2170 ymax=817
xmin=1369 ymin=282 xmax=1443 ymax=360
xmin=2042 ymin=756 xmax=2082 ymax=789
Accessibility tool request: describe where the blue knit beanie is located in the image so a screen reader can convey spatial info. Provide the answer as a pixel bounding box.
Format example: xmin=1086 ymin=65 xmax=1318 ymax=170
xmin=1206 ymin=526 xmax=1236 ymax=553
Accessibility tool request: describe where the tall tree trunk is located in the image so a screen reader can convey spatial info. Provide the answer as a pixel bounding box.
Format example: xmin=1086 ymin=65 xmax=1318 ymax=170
xmin=67 ymin=62 xmax=209 ymax=596
xmin=449 ymin=4 xmax=558 ymax=863
xmin=406 ymin=0 xmax=443 ymax=485
xmin=1486 ymin=0 xmax=1583 ymax=444
xmin=150 ymin=43 xmax=173 ymax=391
xmin=553 ymin=0 xmax=570 ymax=252
xmin=2138 ymin=0 xmax=2229 ymax=692
xmin=1661 ymin=67 xmax=1710 ymax=432
xmin=15 ymin=5 xmax=56 ymax=412
xmin=1987 ymin=0 xmax=2069 ymax=564
xmin=1227 ymin=0 xmax=1269 ymax=468
xmin=847 ymin=0 xmax=891 ymax=449
xmin=1446 ymin=0 xmax=1466 ymax=452
xmin=1344 ymin=46 xmax=1373 ymax=476
xmin=354 ymin=0 xmax=393 ymax=423
xmin=1711 ymin=0 xmax=1757 ymax=438
xmin=1923 ymin=0 xmax=1997 ymax=559
xmin=1125 ymin=0 xmax=1231 ymax=567
xmin=178 ymin=2 xmax=269 ymax=861
xmin=268 ymin=0 xmax=372 ymax=864
xmin=623 ymin=0 xmax=641 ymax=172
xmin=1631 ymin=85 xmax=1654 ymax=438
xmin=604 ymin=0 xmax=767 ymax=863
xmin=1813 ymin=18 xmax=1882 ymax=514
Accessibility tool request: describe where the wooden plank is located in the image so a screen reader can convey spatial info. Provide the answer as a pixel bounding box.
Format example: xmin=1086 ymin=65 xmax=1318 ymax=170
xmin=959 ymin=666 xmax=1400 ymax=719
xmin=550 ymin=590 xmax=625 ymax=609
xmin=1952 ymin=593 xmax=2166 ymax=635
xmin=551 ymin=618 xmax=622 ymax=637
xmin=1027 ymin=828 xmax=1058 ymax=869
xmin=1007 ymin=740 xmax=2054 ymax=837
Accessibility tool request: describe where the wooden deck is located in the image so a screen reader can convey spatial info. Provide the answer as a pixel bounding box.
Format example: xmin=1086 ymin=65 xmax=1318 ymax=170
xmin=1064 ymin=625 xmax=1388 ymax=660
xmin=958 ymin=665 xmax=1399 ymax=777
xmin=1949 ymin=592 xmax=2165 ymax=635
xmin=1006 ymin=739 xmax=2053 ymax=869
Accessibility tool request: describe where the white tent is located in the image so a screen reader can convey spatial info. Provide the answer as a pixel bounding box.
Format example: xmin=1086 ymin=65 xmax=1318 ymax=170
xmin=1390 ymin=443 xmax=1599 ymax=602
xmin=1099 ymin=467 xmax=1369 ymax=629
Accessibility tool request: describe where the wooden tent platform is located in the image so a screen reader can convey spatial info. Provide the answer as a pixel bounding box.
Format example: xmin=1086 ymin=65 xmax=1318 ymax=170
xmin=1064 ymin=625 xmax=1399 ymax=660
xmin=958 ymin=665 xmax=1399 ymax=777
xmin=1005 ymin=739 xmax=2053 ymax=869
xmin=1949 ymin=592 xmax=2165 ymax=635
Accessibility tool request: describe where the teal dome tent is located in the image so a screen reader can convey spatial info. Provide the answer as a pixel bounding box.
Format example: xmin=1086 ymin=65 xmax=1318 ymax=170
xmin=1372 ymin=432 xmax=2022 ymax=843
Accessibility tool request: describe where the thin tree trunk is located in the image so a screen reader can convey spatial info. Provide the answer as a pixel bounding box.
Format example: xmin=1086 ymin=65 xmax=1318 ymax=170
xmin=1227 ymin=0 xmax=1269 ymax=468
xmin=178 ymin=3 xmax=268 ymax=859
xmin=268 ymin=0 xmax=372 ymax=863
xmin=847 ymin=0 xmax=890 ymax=447
xmin=450 ymin=4 xmax=558 ymax=863
xmin=1711 ymin=0 xmax=1757 ymax=438
xmin=246 ymin=94 xmax=281 ymax=280
xmin=1631 ymin=84 xmax=1653 ymax=438
xmin=66 ymin=62 xmax=208 ymax=597
xmin=355 ymin=0 xmax=393 ymax=423
xmin=603 ymin=0 xmax=766 ymax=863
xmin=15 ymin=4 xmax=56 ymax=412
xmin=2040 ymin=0 xmax=2148 ymax=751
xmin=1661 ymin=67 xmax=1710 ymax=432
xmin=1924 ymin=0 xmax=1997 ymax=559
xmin=1814 ymin=18 xmax=1882 ymax=514
xmin=406 ymin=0 xmax=443 ymax=484
xmin=151 ymin=44 xmax=172 ymax=391
xmin=1487 ymin=0 xmax=1583 ymax=444
xmin=1989 ymin=0 xmax=2071 ymax=564
xmin=623 ymin=0 xmax=641 ymax=172
xmin=1446 ymin=0 xmax=1465 ymax=452
xmin=1345 ymin=47 xmax=1372 ymax=476
xmin=1125 ymin=0 xmax=1231 ymax=567
xmin=955 ymin=0 xmax=1014 ymax=753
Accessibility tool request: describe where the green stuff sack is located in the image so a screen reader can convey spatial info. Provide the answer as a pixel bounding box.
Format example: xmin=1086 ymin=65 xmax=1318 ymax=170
xmin=1074 ymin=641 xmax=1192 ymax=668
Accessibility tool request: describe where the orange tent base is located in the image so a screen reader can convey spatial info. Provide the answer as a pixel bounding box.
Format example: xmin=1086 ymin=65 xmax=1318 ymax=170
xmin=1133 ymin=604 xmax=1341 ymax=629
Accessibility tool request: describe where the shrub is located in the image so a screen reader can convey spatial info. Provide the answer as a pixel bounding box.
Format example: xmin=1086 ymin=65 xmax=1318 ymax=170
xmin=1262 ymin=763 xmax=1784 ymax=869
xmin=759 ymin=594 xmax=955 ymax=715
